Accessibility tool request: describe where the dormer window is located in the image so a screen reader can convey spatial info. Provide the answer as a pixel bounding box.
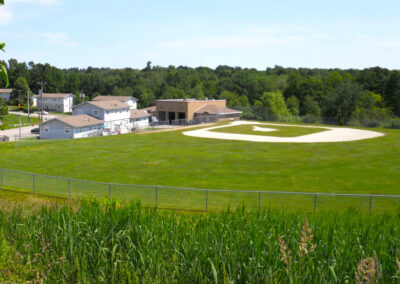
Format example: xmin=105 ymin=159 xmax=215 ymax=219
xmin=94 ymin=110 xmax=99 ymax=116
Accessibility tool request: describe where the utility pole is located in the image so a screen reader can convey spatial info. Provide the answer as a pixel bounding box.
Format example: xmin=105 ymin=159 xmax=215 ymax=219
xmin=37 ymin=81 xmax=46 ymax=124
xmin=17 ymin=90 xmax=23 ymax=140
xmin=27 ymin=90 xmax=30 ymax=123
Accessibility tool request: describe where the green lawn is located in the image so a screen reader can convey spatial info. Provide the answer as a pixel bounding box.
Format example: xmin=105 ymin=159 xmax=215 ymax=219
xmin=210 ymin=123 xmax=326 ymax=137
xmin=0 ymin=121 xmax=399 ymax=212
xmin=0 ymin=114 xmax=38 ymax=130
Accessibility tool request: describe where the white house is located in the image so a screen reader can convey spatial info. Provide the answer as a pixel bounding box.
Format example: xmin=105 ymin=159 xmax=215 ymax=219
xmin=40 ymin=115 xmax=103 ymax=139
xmin=0 ymin=89 xmax=12 ymax=102
xmin=92 ymin=96 xmax=138 ymax=109
xmin=36 ymin=93 xmax=74 ymax=113
xmin=130 ymin=109 xmax=151 ymax=129
xmin=73 ymin=100 xmax=131 ymax=133
xmin=32 ymin=95 xmax=38 ymax=107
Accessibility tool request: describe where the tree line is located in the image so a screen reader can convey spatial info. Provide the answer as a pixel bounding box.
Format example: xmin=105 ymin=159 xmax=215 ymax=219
xmin=1 ymin=59 xmax=400 ymax=124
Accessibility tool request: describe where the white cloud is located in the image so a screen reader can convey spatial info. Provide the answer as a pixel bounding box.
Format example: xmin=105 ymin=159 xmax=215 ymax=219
xmin=35 ymin=32 xmax=77 ymax=47
xmin=0 ymin=6 xmax=12 ymax=26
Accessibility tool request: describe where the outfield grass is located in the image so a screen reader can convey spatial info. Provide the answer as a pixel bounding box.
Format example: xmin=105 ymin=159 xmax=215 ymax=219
xmin=0 ymin=121 xmax=399 ymax=211
xmin=210 ymin=123 xmax=326 ymax=137
xmin=0 ymin=114 xmax=38 ymax=130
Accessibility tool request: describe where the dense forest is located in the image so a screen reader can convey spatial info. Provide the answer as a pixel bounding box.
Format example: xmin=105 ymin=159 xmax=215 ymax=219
xmin=1 ymin=59 xmax=400 ymax=126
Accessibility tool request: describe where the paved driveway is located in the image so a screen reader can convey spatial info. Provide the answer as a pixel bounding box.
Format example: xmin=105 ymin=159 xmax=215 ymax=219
xmin=0 ymin=125 xmax=38 ymax=141
xmin=9 ymin=111 xmax=62 ymax=121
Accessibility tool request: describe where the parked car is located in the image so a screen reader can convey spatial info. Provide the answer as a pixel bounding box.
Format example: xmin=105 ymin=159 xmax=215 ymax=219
xmin=23 ymin=109 xmax=35 ymax=114
xmin=30 ymin=128 xmax=39 ymax=134
xmin=37 ymin=111 xmax=49 ymax=115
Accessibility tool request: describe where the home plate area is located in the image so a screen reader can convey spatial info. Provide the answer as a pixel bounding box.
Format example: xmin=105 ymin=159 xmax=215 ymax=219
xmin=183 ymin=121 xmax=384 ymax=143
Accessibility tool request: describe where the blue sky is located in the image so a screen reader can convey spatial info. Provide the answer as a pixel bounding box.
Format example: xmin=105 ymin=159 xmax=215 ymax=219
xmin=1 ymin=0 xmax=399 ymax=69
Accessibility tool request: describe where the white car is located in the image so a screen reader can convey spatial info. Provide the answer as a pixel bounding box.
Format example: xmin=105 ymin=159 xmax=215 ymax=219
xmin=37 ymin=111 xmax=49 ymax=115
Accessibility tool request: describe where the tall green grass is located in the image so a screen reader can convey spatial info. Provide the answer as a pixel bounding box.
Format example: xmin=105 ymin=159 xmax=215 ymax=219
xmin=0 ymin=200 xmax=400 ymax=283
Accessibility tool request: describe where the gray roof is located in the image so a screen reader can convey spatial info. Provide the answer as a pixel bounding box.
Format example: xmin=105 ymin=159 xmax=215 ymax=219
xmin=93 ymin=96 xmax=138 ymax=102
xmin=75 ymin=100 xmax=130 ymax=110
xmin=0 ymin=89 xmax=12 ymax=93
xmin=41 ymin=115 xmax=103 ymax=128
xmin=194 ymin=105 xmax=242 ymax=115
xmin=41 ymin=93 xmax=74 ymax=98
xmin=130 ymin=109 xmax=151 ymax=119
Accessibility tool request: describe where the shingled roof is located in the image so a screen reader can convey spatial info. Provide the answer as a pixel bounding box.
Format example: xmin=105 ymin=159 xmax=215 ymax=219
xmin=92 ymin=96 xmax=137 ymax=102
xmin=130 ymin=109 xmax=151 ymax=119
xmin=77 ymin=100 xmax=130 ymax=110
xmin=41 ymin=93 xmax=74 ymax=98
xmin=42 ymin=115 xmax=103 ymax=128
xmin=0 ymin=89 xmax=13 ymax=93
xmin=194 ymin=105 xmax=242 ymax=115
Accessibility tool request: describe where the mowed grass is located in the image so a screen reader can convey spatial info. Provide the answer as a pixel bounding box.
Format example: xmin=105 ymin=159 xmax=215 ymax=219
xmin=210 ymin=123 xmax=326 ymax=137
xmin=0 ymin=114 xmax=38 ymax=130
xmin=0 ymin=121 xmax=399 ymax=211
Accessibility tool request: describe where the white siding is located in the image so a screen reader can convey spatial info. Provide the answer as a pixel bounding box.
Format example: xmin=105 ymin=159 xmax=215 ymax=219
xmin=37 ymin=95 xmax=74 ymax=113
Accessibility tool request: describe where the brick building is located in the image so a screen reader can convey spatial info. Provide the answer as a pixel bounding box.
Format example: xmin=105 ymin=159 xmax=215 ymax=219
xmin=156 ymin=99 xmax=241 ymax=122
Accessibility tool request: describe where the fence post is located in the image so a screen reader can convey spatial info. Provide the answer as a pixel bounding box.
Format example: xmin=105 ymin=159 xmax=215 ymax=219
xmin=258 ymin=192 xmax=261 ymax=211
xmin=205 ymin=190 xmax=208 ymax=212
xmin=68 ymin=179 xmax=71 ymax=199
xmin=369 ymin=195 xmax=372 ymax=215
xmin=314 ymin=193 xmax=317 ymax=214
xmin=155 ymin=186 xmax=158 ymax=209
xmin=108 ymin=184 xmax=112 ymax=198
xmin=32 ymin=173 xmax=35 ymax=192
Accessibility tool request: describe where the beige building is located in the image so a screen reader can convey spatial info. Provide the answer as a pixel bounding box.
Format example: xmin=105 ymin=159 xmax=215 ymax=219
xmin=156 ymin=99 xmax=241 ymax=122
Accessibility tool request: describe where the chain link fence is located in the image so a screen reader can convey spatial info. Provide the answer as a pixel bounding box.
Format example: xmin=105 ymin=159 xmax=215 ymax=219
xmin=1 ymin=168 xmax=400 ymax=213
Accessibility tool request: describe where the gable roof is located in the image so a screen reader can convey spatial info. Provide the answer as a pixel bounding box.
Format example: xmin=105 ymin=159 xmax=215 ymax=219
xmin=194 ymin=105 xmax=242 ymax=115
xmin=92 ymin=96 xmax=137 ymax=102
xmin=0 ymin=89 xmax=13 ymax=93
xmin=41 ymin=115 xmax=103 ymax=128
xmin=142 ymin=106 xmax=156 ymax=113
xmin=130 ymin=109 xmax=151 ymax=119
xmin=75 ymin=100 xmax=130 ymax=110
xmin=41 ymin=93 xmax=74 ymax=99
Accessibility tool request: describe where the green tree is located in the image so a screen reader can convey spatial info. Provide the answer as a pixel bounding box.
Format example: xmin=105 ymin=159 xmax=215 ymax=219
xmin=11 ymin=77 xmax=31 ymax=106
xmin=0 ymin=0 xmax=9 ymax=87
xmin=302 ymin=96 xmax=321 ymax=116
xmin=0 ymin=97 xmax=8 ymax=115
xmin=190 ymin=84 xmax=205 ymax=100
xmin=384 ymin=71 xmax=400 ymax=116
xmin=286 ymin=96 xmax=300 ymax=115
xmin=261 ymin=91 xmax=290 ymax=117
xmin=219 ymin=90 xmax=239 ymax=106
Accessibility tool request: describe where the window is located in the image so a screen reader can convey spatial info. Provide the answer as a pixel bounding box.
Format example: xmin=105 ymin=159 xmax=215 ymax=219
xmin=44 ymin=126 xmax=50 ymax=132
xmin=94 ymin=110 xmax=99 ymax=116
xmin=64 ymin=127 xmax=71 ymax=134
xmin=106 ymin=111 xmax=109 ymax=115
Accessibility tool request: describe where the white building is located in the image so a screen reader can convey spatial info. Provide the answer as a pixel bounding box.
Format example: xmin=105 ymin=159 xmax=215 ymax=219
xmin=0 ymin=89 xmax=12 ymax=102
xmin=36 ymin=93 xmax=74 ymax=113
xmin=40 ymin=115 xmax=103 ymax=139
xmin=130 ymin=109 xmax=151 ymax=129
xmin=73 ymin=100 xmax=131 ymax=133
xmin=92 ymin=96 xmax=138 ymax=109
xmin=32 ymin=95 xmax=38 ymax=107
